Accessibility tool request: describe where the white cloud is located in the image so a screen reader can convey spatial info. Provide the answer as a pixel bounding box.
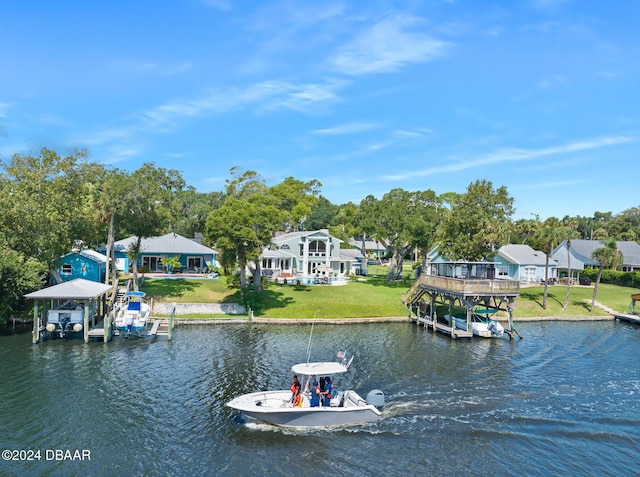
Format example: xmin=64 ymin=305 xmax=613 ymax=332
xmin=330 ymin=15 xmax=449 ymax=75
xmin=312 ymin=122 xmax=379 ymax=135
xmin=392 ymin=128 xmax=432 ymax=139
xmin=383 ymin=135 xmax=634 ymax=181
xmin=138 ymin=80 xmax=344 ymax=131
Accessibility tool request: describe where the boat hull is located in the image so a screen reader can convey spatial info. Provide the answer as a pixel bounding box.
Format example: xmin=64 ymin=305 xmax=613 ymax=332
xmin=227 ymin=390 xmax=381 ymax=428
xmin=444 ymin=314 xmax=505 ymax=338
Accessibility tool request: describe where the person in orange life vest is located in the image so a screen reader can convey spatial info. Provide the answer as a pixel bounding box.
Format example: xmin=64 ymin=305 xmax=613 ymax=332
xmin=309 ymin=375 xmax=320 ymax=407
xmin=322 ymin=376 xmax=333 ymax=406
xmin=292 ymin=387 xmax=302 ymax=407
xmin=290 ymin=375 xmax=301 ymax=402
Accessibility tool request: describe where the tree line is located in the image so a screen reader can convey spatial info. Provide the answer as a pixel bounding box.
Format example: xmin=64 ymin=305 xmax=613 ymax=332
xmin=1 ymin=147 xmax=638 ymax=322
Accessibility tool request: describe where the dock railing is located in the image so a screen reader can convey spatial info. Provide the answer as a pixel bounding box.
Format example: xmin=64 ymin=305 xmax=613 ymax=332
xmin=404 ymin=274 xmax=519 ymax=302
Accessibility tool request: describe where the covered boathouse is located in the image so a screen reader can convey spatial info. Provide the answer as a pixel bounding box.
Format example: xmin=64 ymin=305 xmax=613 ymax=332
xmin=25 ymin=278 xmax=114 ymax=344
xmin=403 ymin=261 xmax=521 ymax=339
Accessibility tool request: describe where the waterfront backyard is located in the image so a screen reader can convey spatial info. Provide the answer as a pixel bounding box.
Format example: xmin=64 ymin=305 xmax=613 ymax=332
xmin=139 ymin=270 xmax=638 ymax=319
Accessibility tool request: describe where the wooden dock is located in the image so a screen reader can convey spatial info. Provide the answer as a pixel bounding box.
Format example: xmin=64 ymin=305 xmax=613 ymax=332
xmin=87 ymin=320 xmax=106 ymax=340
xmin=414 ymin=315 xmax=473 ymax=339
xmin=614 ymin=313 xmax=640 ymax=325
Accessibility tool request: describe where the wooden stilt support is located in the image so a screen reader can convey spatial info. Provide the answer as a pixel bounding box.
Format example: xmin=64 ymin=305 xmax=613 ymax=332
xmin=32 ymin=301 xmax=40 ymax=344
xmin=168 ymin=303 xmax=175 ymax=341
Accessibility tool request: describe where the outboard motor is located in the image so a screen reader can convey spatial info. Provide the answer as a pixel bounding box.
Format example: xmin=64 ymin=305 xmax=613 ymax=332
xmin=365 ymin=389 xmax=385 ymax=409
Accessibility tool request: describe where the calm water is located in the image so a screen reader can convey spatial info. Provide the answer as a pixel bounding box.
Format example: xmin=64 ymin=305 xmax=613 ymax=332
xmin=1 ymin=321 xmax=639 ymax=477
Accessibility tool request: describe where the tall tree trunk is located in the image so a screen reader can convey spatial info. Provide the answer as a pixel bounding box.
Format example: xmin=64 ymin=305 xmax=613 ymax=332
xmin=252 ymin=262 xmax=263 ymax=291
xmin=105 ymin=213 xmax=114 ymax=285
xmin=238 ymin=250 xmax=247 ymax=289
xmin=387 ymin=254 xmax=398 ymax=283
xmin=132 ymin=237 xmax=143 ymax=291
xmin=361 ymin=234 xmax=368 ymax=275
xmin=562 ymin=241 xmax=572 ymax=310
xmin=590 ymin=266 xmax=603 ymax=314
xmin=543 ymin=245 xmax=550 ymax=309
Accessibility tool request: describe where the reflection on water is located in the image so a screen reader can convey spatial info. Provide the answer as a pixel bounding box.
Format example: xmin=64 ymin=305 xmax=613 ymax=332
xmin=1 ymin=321 xmax=639 ymax=476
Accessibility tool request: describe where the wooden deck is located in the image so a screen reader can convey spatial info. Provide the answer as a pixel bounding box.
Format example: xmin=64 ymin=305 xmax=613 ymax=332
xmin=87 ymin=320 xmax=105 ymax=339
xmin=614 ymin=313 xmax=640 ymax=325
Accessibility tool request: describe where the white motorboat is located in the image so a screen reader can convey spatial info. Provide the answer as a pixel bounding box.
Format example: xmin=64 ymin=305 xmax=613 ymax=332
xmin=471 ymin=310 xmax=504 ymax=338
xmin=444 ymin=311 xmax=504 ymax=338
xmin=114 ymin=291 xmax=151 ymax=337
xmin=226 ymin=353 xmax=384 ymax=428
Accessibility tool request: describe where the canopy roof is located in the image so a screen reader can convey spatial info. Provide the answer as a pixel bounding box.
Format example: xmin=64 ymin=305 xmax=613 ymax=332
xmin=291 ymin=362 xmax=349 ymax=376
xmin=24 ymin=278 xmax=113 ymax=300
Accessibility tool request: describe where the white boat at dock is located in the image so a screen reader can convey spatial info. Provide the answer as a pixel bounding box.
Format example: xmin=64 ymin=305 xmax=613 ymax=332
xmin=444 ymin=309 xmax=504 ymax=338
xmin=114 ymin=291 xmax=151 ymax=337
xmin=226 ymin=353 xmax=384 ymax=428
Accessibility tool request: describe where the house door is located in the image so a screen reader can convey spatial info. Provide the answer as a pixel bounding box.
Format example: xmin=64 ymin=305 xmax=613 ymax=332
xmin=143 ymin=256 xmax=162 ymax=271
xmin=308 ymin=262 xmax=319 ymax=275
xmin=523 ymin=266 xmax=536 ymax=282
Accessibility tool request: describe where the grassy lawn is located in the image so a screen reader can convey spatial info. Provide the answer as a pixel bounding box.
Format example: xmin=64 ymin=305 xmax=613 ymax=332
xmin=142 ymin=277 xmax=241 ymax=303
xmin=139 ymin=273 xmax=637 ymax=319
xmin=515 ymin=283 xmax=636 ymax=317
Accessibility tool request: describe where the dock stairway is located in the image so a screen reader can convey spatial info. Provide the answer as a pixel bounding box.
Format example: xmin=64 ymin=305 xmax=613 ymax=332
xmin=402 ymin=275 xmax=429 ymax=305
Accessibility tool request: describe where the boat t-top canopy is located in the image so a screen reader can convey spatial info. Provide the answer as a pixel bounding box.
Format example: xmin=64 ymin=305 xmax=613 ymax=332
xmin=291 ymin=362 xmax=349 ymax=376
xmin=126 ymin=291 xmax=146 ymax=298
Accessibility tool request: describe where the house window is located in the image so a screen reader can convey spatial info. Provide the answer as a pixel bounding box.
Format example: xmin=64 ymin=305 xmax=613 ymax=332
xmin=498 ymin=266 xmax=509 ymax=277
xmin=187 ymin=257 xmax=203 ymax=269
xmin=280 ymin=244 xmax=290 ymax=250
xmin=308 ymin=240 xmax=326 ymax=257
xmin=61 ymin=264 xmax=72 ymax=274
xmin=142 ymin=256 xmax=163 ymax=271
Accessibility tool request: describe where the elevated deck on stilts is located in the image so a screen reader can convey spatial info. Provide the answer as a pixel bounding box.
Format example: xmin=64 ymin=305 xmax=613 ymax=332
xmin=404 ymin=270 xmax=521 ymax=340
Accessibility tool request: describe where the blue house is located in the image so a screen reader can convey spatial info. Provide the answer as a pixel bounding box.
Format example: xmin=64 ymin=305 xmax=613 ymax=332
xmin=98 ymin=233 xmax=218 ymax=273
xmin=424 ymin=243 xmax=556 ymax=283
xmin=494 ymin=244 xmax=557 ymax=283
xmin=54 ymin=249 xmax=108 ymax=284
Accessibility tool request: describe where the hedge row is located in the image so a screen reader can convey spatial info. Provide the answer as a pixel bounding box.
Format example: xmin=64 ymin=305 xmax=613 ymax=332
xmin=580 ymin=268 xmax=640 ymax=288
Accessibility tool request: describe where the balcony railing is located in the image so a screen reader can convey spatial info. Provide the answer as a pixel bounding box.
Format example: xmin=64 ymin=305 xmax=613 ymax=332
xmin=410 ymin=274 xmax=520 ymax=296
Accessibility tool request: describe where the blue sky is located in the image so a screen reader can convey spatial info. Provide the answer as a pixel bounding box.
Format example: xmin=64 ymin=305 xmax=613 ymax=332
xmin=1 ymin=1 xmax=638 ymax=220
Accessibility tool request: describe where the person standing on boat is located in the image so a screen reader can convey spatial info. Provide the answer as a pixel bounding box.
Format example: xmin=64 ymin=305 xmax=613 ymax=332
xmin=309 ymin=375 xmax=320 ymax=407
xmin=290 ymin=375 xmax=301 ymax=402
xmin=322 ymin=376 xmax=333 ymax=406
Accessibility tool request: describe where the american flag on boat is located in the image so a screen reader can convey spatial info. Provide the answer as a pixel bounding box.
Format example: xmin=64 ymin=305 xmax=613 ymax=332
xmin=336 ymin=350 xmax=346 ymax=359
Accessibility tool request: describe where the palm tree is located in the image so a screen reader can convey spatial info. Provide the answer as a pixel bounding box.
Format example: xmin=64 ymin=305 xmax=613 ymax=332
xmin=536 ymin=218 xmax=562 ymax=309
xmin=590 ymin=239 xmax=623 ymax=313
xmin=562 ymin=220 xmax=580 ymax=311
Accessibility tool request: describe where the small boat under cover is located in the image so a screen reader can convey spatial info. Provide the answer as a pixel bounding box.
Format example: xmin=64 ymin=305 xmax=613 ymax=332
xmin=444 ymin=310 xmax=505 ymax=338
xmin=226 ymin=355 xmax=384 ymax=428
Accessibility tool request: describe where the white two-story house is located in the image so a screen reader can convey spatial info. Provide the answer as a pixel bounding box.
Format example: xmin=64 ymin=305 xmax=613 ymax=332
xmin=260 ymin=229 xmax=361 ymax=284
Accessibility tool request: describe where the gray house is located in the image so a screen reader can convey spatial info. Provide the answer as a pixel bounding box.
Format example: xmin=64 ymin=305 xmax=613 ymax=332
xmin=261 ymin=229 xmax=359 ymax=283
xmin=494 ymin=244 xmax=557 ymax=283
xmin=552 ymin=239 xmax=640 ymax=273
